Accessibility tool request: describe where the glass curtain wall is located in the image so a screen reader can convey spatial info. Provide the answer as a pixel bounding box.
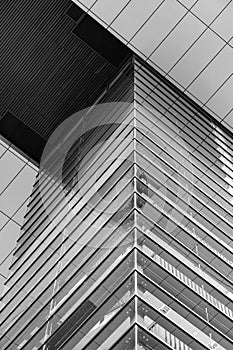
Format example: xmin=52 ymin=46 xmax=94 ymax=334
xmin=133 ymin=57 xmax=233 ymax=350
xmin=0 ymin=56 xmax=232 ymax=350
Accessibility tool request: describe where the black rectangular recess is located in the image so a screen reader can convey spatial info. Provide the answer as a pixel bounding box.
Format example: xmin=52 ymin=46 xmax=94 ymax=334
xmin=73 ymin=16 xmax=131 ymax=67
xmin=66 ymin=2 xmax=85 ymax=22
xmin=0 ymin=111 xmax=46 ymax=164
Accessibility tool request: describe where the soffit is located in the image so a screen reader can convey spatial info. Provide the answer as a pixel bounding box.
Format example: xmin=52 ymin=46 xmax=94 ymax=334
xmin=0 ymin=0 xmax=131 ymax=162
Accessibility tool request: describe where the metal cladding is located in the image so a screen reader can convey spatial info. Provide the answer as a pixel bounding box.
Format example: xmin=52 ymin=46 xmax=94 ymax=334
xmin=0 ymin=56 xmax=233 ymax=350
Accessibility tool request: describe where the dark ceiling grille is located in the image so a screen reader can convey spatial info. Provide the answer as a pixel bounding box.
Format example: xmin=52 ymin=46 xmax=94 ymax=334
xmin=2 ymin=1 xmax=231 ymax=163
xmin=0 ymin=0 xmax=132 ymax=157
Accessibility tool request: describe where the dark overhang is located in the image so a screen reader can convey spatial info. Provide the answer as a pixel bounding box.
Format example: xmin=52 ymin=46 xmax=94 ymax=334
xmin=1 ymin=1 xmax=232 ymax=164
xmin=0 ymin=0 xmax=132 ymax=163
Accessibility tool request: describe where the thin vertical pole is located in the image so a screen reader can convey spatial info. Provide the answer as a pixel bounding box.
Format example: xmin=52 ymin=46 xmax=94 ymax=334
xmin=43 ymin=229 xmax=67 ymax=349
xmin=135 ymin=323 xmax=138 ymax=350
xmin=133 ymin=57 xmax=137 ymax=242
xmin=205 ymin=307 xmax=213 ymax=346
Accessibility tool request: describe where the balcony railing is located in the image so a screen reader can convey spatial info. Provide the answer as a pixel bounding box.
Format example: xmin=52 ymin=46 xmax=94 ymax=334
xmin=156 ymin=254 xmax=233 ymax=320
xmin=149 ymin=323 xmax=193 ymax=350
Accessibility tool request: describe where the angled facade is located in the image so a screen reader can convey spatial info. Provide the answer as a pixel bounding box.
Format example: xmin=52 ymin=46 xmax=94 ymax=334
xmin=1 ymin=2 xmax=233 ymax=350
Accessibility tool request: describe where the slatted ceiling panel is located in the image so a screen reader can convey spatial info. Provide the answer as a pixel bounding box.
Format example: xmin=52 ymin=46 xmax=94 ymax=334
xmin=19 ymin=48 xmax=118 ymax=136
xmin=1 ymin=0 xmax=132 ymax=156
xmin=1 ymin=2 xmax=72 ymax=80
xmin=40 ymin=68 xmax=113 ymax=136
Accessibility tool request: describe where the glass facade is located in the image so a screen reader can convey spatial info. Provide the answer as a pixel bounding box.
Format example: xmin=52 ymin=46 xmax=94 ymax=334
xmin=0 ymin=57 xmax=232 ymax=350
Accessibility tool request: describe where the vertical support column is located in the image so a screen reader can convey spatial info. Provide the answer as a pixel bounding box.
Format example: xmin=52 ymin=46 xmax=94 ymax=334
xmin=134 ymin=226 xmax=138 ymax=348
xmin=133 ymin=55 xmax=137 ymax=247
xmin=135 ymin=323 xmax=138 ymax=350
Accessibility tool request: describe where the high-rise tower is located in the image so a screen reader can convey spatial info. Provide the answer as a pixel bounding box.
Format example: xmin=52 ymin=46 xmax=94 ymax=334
xmin=1 ymin=56 xmax=232 ymax=350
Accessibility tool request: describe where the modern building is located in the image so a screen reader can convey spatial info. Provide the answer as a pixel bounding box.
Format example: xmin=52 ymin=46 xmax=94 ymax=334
xmin=1 ymin=1 xmax=233 ymax=349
